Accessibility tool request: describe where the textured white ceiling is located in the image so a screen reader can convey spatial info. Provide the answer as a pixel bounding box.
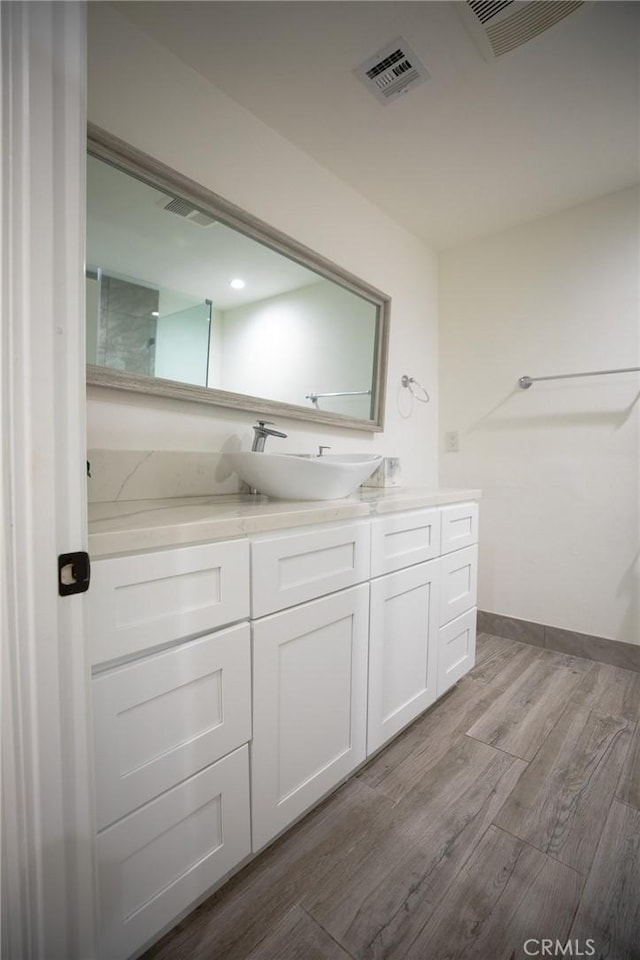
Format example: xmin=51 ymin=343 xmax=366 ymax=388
xmin=113 ymin=0 xmax=640 ymax=248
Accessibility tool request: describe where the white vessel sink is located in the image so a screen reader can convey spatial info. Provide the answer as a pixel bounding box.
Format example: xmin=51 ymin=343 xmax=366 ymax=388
xmin=225 ymin=452 xmax=382 ymax=501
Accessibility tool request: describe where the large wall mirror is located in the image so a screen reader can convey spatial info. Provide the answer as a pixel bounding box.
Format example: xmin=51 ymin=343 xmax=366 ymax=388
xmin=86 ymin=125 xmax=390 ymax=431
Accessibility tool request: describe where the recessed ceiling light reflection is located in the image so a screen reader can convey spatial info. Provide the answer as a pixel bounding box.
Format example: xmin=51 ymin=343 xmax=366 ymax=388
xmin=230 ymin=278 xmax=246 ymax=290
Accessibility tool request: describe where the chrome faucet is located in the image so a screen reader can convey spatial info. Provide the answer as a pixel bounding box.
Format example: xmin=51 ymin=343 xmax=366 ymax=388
xmin=251 ymin=420 xmax=288 ymax=452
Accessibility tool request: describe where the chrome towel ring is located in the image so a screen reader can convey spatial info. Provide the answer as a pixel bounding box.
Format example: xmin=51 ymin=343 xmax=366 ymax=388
xmin=401 ymin=374 xmax=430 ymax=403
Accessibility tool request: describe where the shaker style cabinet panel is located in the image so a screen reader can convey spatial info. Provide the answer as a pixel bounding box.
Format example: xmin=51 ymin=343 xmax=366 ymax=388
xmin=250 ymin=521 xmax=370 ymax=618
xmin=96 ymin=745 xmax=251 ymax=960
xmin=440 ymin=501 xmax=479 ymax=555
xmin=93 ymin=623 xmax=251 ymax=830
xmin=437 ymin=608 xmax=477 ymax=697
xmin=251 ymin=584 xmax=369 ymax=851
xmin=370 ymin=508 xmax=441 ymax=578
xmin=367 ymin=560 xmax=440 ymax=755
xmin=440 ymin=545 xmax=478 ymax=627
xmin=88 ymin=498 xmax=480 ymax=960
xmin=88 ymin=539 xmax=250 ymax=665
xmin=367 ymin=505 xmax=479 ymax=755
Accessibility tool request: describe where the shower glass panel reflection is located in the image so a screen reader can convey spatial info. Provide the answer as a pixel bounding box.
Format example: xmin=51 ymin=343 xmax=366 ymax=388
xmin=86 ymin=269 xmax=212 ymax=386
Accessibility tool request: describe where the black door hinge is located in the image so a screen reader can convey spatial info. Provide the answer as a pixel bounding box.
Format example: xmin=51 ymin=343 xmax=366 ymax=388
xmin=58 ymin=551 xmax=91 ymax=596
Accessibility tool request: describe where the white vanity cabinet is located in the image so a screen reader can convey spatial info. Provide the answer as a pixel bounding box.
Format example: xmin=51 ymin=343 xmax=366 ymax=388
xmin=440 ymin=500 xmax=479 ymax=555
xmin=88 ymin=539 xmax=249 ymax=663
xmin=96 ymin=746 xmax=250 ymax=960
xmin=92 ymin=623 xmax=251 ymax=830
xmin=437 ymin=503 xmax=479 ymax=696
xmin=249 ymin=521 xmax=370 ymax=851
xmin=368 ymin=558 xmax=440 ymax=754
xmin=370 ymin=507 xmax=441 ymax=576
xmin=251 ymin=584 xmax=369 ymax=851
xmin=250 ymin=519 xmax=371 ymax=618
xmin=87 ymin=498 xmax=479 ymax=957
xmin=367 ymin=504 xmax=478 ymax=754
xmin=368 ymin=509 xmax=441 ymax=754
xmin=88 ymin=539 xmax=252 ymax=960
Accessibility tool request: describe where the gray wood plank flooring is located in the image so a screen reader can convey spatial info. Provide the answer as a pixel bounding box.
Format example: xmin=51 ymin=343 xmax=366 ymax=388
xmin=569 ymin=661 xmax=640 ymax=723
xmin=245 ymin=907 xmax=353 ymax=960
xmin=305 ymin=740 xmax=526 ymax=959
xmin=403 ymin=826 xmax=584 ymax=960
xmin=465 ymin=649 xmax=593 ymax=760
xmin=495 ymin=704 xmax=633 ymax=873
xmin=570 ymin=801 xmax=640 ymax=960
xmin=617 ymin=723 xmax=640 ymax=810
xmin=143 ymin=778 xmax=394 ymax=960
xmin=142 ymin=634 xmax=640 ymax=960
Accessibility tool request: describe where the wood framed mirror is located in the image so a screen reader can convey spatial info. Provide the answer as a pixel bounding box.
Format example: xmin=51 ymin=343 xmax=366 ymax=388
xmin=86 ymin=125 xmax=390 ymax=432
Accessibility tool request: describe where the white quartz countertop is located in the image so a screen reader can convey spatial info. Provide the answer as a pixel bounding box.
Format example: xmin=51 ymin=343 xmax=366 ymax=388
xmin=88 ymin=487 xmax=482 ymax=557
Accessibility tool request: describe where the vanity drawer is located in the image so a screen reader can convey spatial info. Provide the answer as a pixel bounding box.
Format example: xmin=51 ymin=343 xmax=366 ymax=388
xmin=370 ymin=508 xmax=441 ymax=577
xmin=93 ymin=622 xmax=251 ymax=830
xmin=440 ymin=502 xmax=479 ymax=555
xmin=96 ymin=744 xmax=250 ymax=960
xmin=251 ymin=521 xmax=371 ymax=617
xmin=438 ymin=607 xmax=477 ymax=696
xmin=440 ymin=544 xmax=478 ymax=626
xmin=88 ymin=539 xmax=250 ymax=664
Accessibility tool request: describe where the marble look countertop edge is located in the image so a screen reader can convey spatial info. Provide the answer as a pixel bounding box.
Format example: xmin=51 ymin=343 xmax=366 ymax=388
xmin=88 ymin=487 xmax=482 ymax=558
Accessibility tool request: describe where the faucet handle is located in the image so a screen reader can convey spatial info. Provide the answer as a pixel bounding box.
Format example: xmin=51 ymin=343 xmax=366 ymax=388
xmin=251 ymin=419 xmax=286 ymax=452
xmin=318 ymin=445 xmax=332 ymax=457
xmin=255 ymin=420 xmax=287 ymax=436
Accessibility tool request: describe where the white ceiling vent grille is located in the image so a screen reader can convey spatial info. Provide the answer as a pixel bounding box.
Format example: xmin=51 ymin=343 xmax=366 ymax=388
xmin=159 ymin=196 xmax=217 ymax=227
xmin=459 ymin=0 xmax=587 ymax=60
xmin=355 ymin=37 xmax=430 ymax=105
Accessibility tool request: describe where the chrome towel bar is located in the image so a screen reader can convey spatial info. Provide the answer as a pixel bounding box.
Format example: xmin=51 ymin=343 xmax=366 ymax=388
xmin=519 ymin=367 xmax=640 ymax=389
xmin=305 ymin=389 xmax=371 ymax=408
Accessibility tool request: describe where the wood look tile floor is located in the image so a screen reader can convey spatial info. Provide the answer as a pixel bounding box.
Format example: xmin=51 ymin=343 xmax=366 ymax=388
xmin=142 ymin=635 xmax=640 ymax=960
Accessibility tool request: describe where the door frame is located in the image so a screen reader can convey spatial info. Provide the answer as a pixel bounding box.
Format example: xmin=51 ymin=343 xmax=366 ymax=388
xmin=1 ymin=3 xmax=96 ymax=957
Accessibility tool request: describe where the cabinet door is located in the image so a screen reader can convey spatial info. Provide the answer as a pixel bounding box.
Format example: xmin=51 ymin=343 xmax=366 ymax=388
xmin=97 ymin=745 xmax=250 ymax=960
xmin=438 ymin=608 xmax=477 ymax=696
xmin=251 ymin=584 xmax=369 ymax=851
xmin=367 ymin=560 xmax=440 ymax=755
xmin=93 ymin=623 xmax=251 ymax=829
xmin=88 ymin=539 xmax=250 ymax=665
xmin=251 ymin=521 xmax=370 ymax=618
xmin=440 ymin=545 xmax=478 ymax=626
xmin=370 ymin=508 xmax=441 ymax=577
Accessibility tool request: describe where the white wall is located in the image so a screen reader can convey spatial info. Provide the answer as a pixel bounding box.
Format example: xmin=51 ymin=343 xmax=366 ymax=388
xmin=440 ymin=187 xmax=640 ymax=645
xmin=87 ymin=5 xmax=438 ymax=483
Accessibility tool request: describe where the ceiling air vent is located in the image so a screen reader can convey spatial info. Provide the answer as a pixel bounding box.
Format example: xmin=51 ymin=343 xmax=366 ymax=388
xmin=355 ymin=37 xmax=430 ymax=105
xmin=459 ymin=0 xmax=587 ymax=60
xmin=468 ymin=1 xmax=515 ymax=25
xmin=159 ymin=196 xmax=217 ymax=227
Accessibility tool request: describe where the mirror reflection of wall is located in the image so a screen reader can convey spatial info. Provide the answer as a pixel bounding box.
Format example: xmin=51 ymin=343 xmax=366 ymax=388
xmin=217 ymin=281 xmax=375 ymax=419
xmin=86 ymin=153 xmax=380 ymax=420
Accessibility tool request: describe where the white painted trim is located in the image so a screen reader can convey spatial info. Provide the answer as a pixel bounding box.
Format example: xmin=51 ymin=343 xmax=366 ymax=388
xmin=1 ymin=3 xmax=96 ymax=958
